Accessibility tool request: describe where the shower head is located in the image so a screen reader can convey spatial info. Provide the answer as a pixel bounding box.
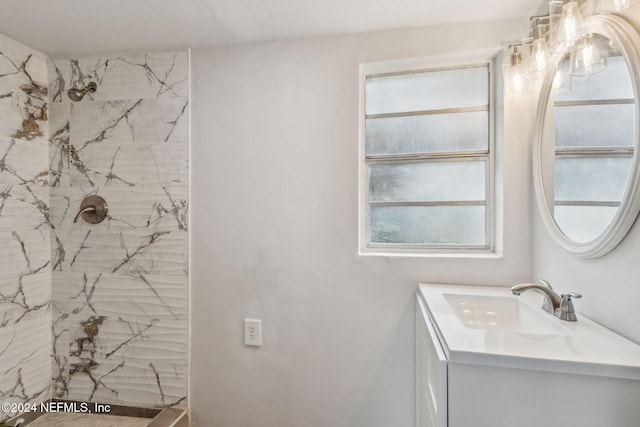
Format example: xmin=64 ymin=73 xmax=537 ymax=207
xmin=67 ymin=81 xmax=97 ymax=102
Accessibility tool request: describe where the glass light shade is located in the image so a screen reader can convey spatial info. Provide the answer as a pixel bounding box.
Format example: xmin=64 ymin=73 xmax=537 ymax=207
xmin=527 ymin=38 xmax=551 ymax=79
xmin=552 ymin=58 xmax=572 ymax=95
xmin=614 ymin=0 xmax=630 ymax=10
xmin=595 ymin=0 xmax=630 ymax=12
xmin=549 ymin=1 xmax=566 ymax=53
xmin=506 ymin=48 xmax=526 ymax=94
xmin=511 ymin=64 xmax=525 ymax=93
xmin=570 ymin=34 xmax=607 ymax=76
xmin=558 ymin=1 xmax=584 ymax=48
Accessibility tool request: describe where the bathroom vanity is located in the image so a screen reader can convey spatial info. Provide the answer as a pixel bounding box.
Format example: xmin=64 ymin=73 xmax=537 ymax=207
xmin=416 ymin=283 xmax=640 ymax=427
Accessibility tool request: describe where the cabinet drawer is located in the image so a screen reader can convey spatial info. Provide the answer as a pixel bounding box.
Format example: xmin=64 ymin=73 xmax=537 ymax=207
xmin=416 ymin=295 xmax=448 ymax=427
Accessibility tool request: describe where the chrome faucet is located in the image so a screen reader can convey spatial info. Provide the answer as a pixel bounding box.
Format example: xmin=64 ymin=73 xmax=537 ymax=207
xmin=511 ymin=280 xmax=582 ymax=321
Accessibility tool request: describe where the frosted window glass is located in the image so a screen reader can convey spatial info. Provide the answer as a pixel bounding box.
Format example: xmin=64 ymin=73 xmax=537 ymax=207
xmin=555 ymin=56 xmax=634 ymax=102
xmin=554 ymin=205 xmax=617 ymax=243
xmin=555 ymin=157 xmax=631 ymax=201
xmin=370 ymin=206 xmax=485 ymax=245
xmin=555 ymin=104 xmax=635 ymax=147
xmin=365 ymin=111 xmax=488 ymax=155
xmin=366 ymin=66 xmax=488 ymax=115
xmin=369 ymin=161 xmax=485 ymax=202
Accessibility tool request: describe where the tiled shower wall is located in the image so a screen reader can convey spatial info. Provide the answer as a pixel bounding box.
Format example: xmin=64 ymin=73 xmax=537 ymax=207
xmin=0 ymin=34 xmax=51 ymax=421
xmin=48 ymin=52 xmax=189 ymax=407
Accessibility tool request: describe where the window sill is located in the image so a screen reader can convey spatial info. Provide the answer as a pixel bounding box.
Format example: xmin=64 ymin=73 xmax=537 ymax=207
xmin=357 ymin=248 xmax=503 ymax=259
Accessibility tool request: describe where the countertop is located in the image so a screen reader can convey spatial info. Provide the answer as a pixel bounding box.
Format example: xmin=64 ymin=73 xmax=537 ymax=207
xmin=418 ymin=283 xmax=640 ymax=380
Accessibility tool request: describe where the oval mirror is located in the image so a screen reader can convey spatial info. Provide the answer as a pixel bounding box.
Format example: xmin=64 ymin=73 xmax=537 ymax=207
xmin=533 ymin=14 xmax=640 ymax=258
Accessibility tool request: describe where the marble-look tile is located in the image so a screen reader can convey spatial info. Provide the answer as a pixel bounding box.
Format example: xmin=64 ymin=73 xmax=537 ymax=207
xmin=67 ymin=307 xmax=186 ymax=361
xmin=0 ymin=33 xmax=48 ymax=85
xmin=67 ymin=52 xmax=189 ymax=101
xmin=48 ymin=101 xmax=70 ymax=188
xmin=0 ymin=230 xmax=51 ymax=277
xmin=69 ymin=141 xmax=188 ymax=188
xmin=50 ymin=187 xmax=70 ymax=273
xmin=50 ymin=187 xmax=72 ymax=231
xmin=62 ymin=273 xmax=187 ymax=406
xmin=51 ymin=352 xmax=69 ymax=399
xmin=64 ymin=186 xmax=187 ymax=232
xmin=48 ymin=49 xmax=189 ymax=411
xmin=0 ymin=270 xmax=50 ymax=328
xmin=0 ymin=138 xmax=49 ymax=186
xmin=69 ymin=273 xmax=187 ymax=322
xmin=68 ymin=230 xmax=188 ymax=276
xmin=0 ymin=39 xmax=48 ymax=145
xmin=67 ymin=358 xmax=187 ymax=407
xmin=48 ymin=58 xmax=71 ymax=105
xmin=0 ymin=228 xmax=51 ymax=340
xmin=0 ymin=94 xmax=45 ymax=143
xmin=51 ymin=184 xmax=188 ymax=273
xmin=52 ymin=272 xmax=69 ymax=336
xmin=69 ymin=97 xmax=189 ymax=149
xmin=0 ymin=184 xmax=50 ymax=231
xmin=51 ymin=272 xmax=70 ymax=398
xmin=0 ymin=33 xmax=51 ymax=423
xmin=0 ymin=316 xmax=51 ymax=421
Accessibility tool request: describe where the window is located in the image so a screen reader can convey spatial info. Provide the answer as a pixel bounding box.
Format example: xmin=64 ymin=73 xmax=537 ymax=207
xmin=359 ymin=61 xmax=494 ymax=255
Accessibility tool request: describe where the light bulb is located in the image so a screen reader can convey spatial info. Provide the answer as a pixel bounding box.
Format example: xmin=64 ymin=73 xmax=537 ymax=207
xmin=581 ymin=42 xmax=594 ymax=69
xmin=512 ymin=65 xmax=524 ymax=92
xmin=533 ymin=39 xmax=549 ymax=72
xmin=614 ymin=0 xmax=629 ymax=11
xmin=552 ymin=69 xmax=564 ymax=91
xmin=509 ymin=47 xmax=525 ymax=93
xmin=552 ymin=64 xmax=571 ymax=94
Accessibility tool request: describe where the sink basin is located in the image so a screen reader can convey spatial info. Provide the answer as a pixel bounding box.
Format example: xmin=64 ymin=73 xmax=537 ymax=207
xmin=443 ymin=293 xmax=573 ymax=336
xmin=419 ymin=283 xmax=640 ymax=381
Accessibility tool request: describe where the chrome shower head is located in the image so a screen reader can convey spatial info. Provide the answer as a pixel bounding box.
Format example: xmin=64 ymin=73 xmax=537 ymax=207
xmin=67 ymin=81 xmax=97 ymax=102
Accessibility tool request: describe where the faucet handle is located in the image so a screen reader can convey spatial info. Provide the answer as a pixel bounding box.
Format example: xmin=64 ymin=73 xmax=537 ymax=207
xmin=558 ymin=292 xmax=582 ymax=321
xmin=564 ymin=292 xmax=582 ymax=300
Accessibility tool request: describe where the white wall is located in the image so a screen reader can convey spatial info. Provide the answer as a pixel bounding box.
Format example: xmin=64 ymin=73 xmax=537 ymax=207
xmin=531 ymin=6 xmax=640 ymax=345
xmin=190 ymin=19 xmax=532 ymax=427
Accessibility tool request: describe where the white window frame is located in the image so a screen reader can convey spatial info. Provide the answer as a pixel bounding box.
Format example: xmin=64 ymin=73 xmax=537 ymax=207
xmin=358 ymin=56 xmax=497 ymax=257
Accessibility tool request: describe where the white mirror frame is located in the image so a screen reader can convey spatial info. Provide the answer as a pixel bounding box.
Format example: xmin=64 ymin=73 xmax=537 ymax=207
xmin=533 ymin=14 xmax=640 ymax=258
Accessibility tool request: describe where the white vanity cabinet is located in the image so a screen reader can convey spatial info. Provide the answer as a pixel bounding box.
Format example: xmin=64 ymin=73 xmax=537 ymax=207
xmin=416 ymin=295 xmax=447 ymax=427
xmin=416 ymin=284 xmax=640 ymax=427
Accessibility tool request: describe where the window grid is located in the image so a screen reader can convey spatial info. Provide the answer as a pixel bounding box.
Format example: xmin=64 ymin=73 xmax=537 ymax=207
xmin=361 ymin=62 xmax=495 ymax=253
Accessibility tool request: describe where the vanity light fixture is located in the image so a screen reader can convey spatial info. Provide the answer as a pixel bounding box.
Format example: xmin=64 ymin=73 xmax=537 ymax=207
xmin=506 ymin=0 xmax=620 ymax=92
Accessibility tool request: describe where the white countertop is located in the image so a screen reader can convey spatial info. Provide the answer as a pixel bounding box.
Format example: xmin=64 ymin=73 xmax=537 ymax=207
xmin=418 ymin=283 xmax=640 ymax=380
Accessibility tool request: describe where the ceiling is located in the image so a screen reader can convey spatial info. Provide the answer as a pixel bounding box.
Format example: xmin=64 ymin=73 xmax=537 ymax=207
xmin=0 ymin=0 xmax=542 ymax=55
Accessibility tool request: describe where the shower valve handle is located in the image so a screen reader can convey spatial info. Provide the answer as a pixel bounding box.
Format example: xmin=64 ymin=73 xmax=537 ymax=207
xmin=73 ymin=206 xmax=96 ymax=223
xmin=73 ymin=195 xmax=108 ymax=224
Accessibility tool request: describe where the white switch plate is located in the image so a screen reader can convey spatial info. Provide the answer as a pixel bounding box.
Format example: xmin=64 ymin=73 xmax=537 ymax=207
xmin=244 ymin=318 xmax=262 ymax=346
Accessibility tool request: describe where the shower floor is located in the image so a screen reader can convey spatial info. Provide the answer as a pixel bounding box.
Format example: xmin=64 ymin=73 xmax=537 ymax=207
xmin=27 ymin=413 xmax=150 ymax=427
